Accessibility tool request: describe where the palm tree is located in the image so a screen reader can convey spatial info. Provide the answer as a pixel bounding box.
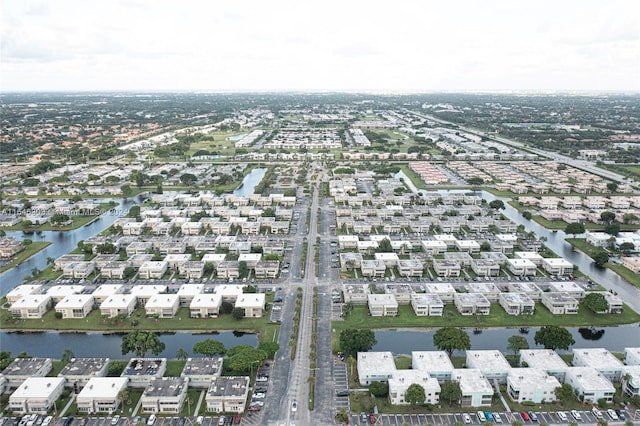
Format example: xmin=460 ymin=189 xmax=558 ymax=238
xmin=117 ymin=389 xmax=130 ymax=410
xmin=176 ymin=347 xmax=188 ymax=361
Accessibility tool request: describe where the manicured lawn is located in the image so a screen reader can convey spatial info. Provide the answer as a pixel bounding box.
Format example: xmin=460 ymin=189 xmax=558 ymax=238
xmin=399 ymin=165 xmax=426 ymax=190
xmin=332 ymin=303 xmax=640 ymax=351
xmin=0 ymin=241 xmax=51 ymax=273
xmin=607 ymin=263 xmax=640 ymax=289
xmin=164 ymin=360 xmax=186 ymax=377
xmin=1 ymin=306 xmax=280 ymax=344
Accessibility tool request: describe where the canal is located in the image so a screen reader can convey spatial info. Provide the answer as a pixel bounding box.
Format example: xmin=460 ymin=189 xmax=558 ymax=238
xmin=374 ymin=324 xmax=640 ymax=355
xmin=233 ymin=168 xmax=266 ymax=197
xmin=0 ymin=330 xmax=258 ymax=359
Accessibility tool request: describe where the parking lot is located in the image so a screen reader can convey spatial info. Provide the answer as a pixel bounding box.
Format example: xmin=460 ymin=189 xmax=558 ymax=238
xmin=349 ymin=408 xmax=636 ymax=425
xmin=333 ymin=355 xmax=349 ymax=412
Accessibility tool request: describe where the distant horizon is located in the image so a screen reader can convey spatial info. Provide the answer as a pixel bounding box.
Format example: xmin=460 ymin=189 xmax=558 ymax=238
xmin=2 ymin=89 xmax=639 ymax=96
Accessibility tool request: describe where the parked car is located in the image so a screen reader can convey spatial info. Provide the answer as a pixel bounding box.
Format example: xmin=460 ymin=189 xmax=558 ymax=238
xmin=252 ymin=392 xmax=266 ymax=399
xmin=484 ymin=412 xmax=493 ymax=422
xmin=462 ymin=414 xmax=472 ymax=424
xmin=607 ymin=409 xmax=618 ymax=421
xmin=291 ymin=400 xmax=298 ymax=412
xmin=557 ymin=412 xmax=568 ymax=422
xmin=477 ymin=412 xmax=486 ymax=422
xmin=616 ymin=409 xmax=626 ymax=420
xmin=492 ymin=413 xmax=502 ymax=423
xmin=247 ymin=405 xmax=261 ymax=412
xmin=592 ymin=407 xmax=603 ymax=419
xmin=147 ymin=415 xmax=156 ymax=426
xmin=336 ymin=390 xmax=350 ymax=397
xmin=111 ymin=416 xmax=120 ymax=425
xmin=528 ymin=411 xmax=538 ymax=422
xmin=571 ymin=410 xmax=582 ymax=421
xmin=520 ymin=411 xmax=530 ymax=422
xmin=196 ymin=416 xmax=203 ymax=424
xmin=41 ymin=417 xmax=52 ymax=426
xmin=217 ymin=416 xmax=225 ymax=426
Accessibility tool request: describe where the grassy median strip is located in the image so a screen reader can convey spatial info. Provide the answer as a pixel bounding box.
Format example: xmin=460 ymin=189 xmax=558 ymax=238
xmin=289 ymin=287 xmax=303 ymax=360
xmin=308 ymin=287 xmax=318 ymax=410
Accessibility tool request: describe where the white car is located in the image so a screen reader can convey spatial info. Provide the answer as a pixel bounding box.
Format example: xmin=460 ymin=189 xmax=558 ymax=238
xmin=592 ymin=407 xmax=603 ymax=419
xmin=41 ymin=417 xmax=53 ymax=426
xmin=147 ymin=414 xmax=156 ymax=426
xmin=462 ymin=414 xmax=472 ymax=424
xmin=253 ymin=392 xmax=266 ymax=399
xmin=557 ymin=412 xmax=568 ymax=421
xmin=571 ymin=410 xmax=582 ymax=421
xmin=493 ymin=413 xmax=502 ymax=423
xmin=607 ymin=409 xmax=619 ymax=421
xmin=111 ymin=415 xmax=120 ymax=425
xmin=291 ymin=400 xmax=298 ymax=412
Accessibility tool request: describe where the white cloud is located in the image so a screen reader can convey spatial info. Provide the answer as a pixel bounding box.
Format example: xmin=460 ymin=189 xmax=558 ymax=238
xmin=1 ymin=0 xmax=638 ymax=92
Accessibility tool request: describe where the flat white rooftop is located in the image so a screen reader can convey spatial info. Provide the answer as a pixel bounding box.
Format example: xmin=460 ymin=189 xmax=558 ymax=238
xmin=77 ymin=377 xmax=129 ymax=398
xmin=129 ymin=285 xmax=167 ymax=297
xmin=177 ymin=284 xmax=204 ymax=297
xmin=573 ymin=348 xmax=624 ymax=369
xmin=11 ymin=377 xmax=65 ymax=398
xmin=411 ymin=351 xmax=454 ymax=372
xmin=566 ymin=367 xmax=615 ymax=391
xmin=508 ymin=368 xmax=561 ymax=389
xmin=519 ymin=349 xmax=569 ymax=371
xmin=466 ymin=350 xmax=511 ymax=371
xmin=358 ymin=352 xmax=396 ymax=374
xmin=452 ymin=368 xmax=493 ymax=394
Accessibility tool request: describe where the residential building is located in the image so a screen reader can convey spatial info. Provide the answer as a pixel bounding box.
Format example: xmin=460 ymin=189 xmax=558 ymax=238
xmin=76 ymin=377 xmax=129 ymax=414
xmin=140 ymin=377 xmax=189 ymax=413
xmin=234 ymin=294 xmax=265 ymax=318
xmin=45 ymin=285 xmax=85 ymax=304
xmin=506 ymin=258 xmax=537 ymax=276
xmin=62 ymin=261 xmax=96 ymax=279
xmin=384 ymin=284 xmax=413 ymax=305
xmin=411 ymin=351 xmax=454 ymax=382
xmin=138 ymin=261 xmax=169 ymax=280
xmin=145 ymin=294 xmax=180 ymax=318
xmin=58 ymin=358 xmax=109 ymax=389
xmin=499 ymin=293 xmax=535 ymax=315
xmin=367 ymin=294 xmax=398 ymax=317
xmin=181 ymin=357 xmax=223 ymax=388
xmin=468 ymin=282 xmax=500 ymax=302
xmin=507 ymin=368 xmax=560 ymax=403
xmin=410 ymin=293 xmax=444 ymax=316
xmin=360 ymin=260 xmax=386 ymax=278
xmin=1 ymin=358 xmax=52 ymax=389
xmin=357 ymin=352 xmax=397 ymax=386
xmin=548 ymin=281 xmax=586 ymax=299
xmin=388 ymin=370 xmax=440 ymax=405
xmin=470 ymin=259 xmax=500 ymax=277
xmin=564 ymin=367 xmax=615 ymax=404
xmin=10 ymin=295 xmax=51 ymax=319
xmin=176 ymin=284 xmax=204 ymax=306
xmin=397 ymin=259 xmax=424 ymax=277
xmin=254 ymin=260 xmax=279 ymax=279
xmin=129 ymin=285 xmax=167 ymax=307
xmin=519 ymin=349 xmax=569 ymax=382
xmin=541 ymin=292 xmax=579 ymax=314
xmin=342 ymin=284 xmax=370 ymax=305
xmin=205 ymin=376 xmax=250 ymax=413
xmin=189 ymin=293 xmax=222 ymax=318
xmin=9 ymin=377 xmax=65 ymax=414
xmin=122 ymin=358 xmax=167 ymax=388
xmin=542 ymin=258 xmax=574 ymax=276
xmin=466 ymin=350 xmax=512 ymax=384
xmin=621 ymin=365 xmax=640 ymax=396
xmin=425 ymin=283 xmax=456 ymax=302
xmin=451 ymin=369 xmax=494 ymax=407
xmin=454 ymin=293 xmax=490 ymax=316
xmin=99 ymin=294 xmax=137 ymax=318
xmin=6 ymin=284 xmax=43 ymax=304
xmin=626 ymin=347 xmax=640 ymax=366
xmin=55 ymin=294 xmax=94 ymax=319
xmin=506 ymin=281 xmax=543 ymax=301
xmin=572 ymin=348 xmax=624 ymax=381
xmin=513 ymin=251 xmax=543 ymax=266
xmin=432 ymin=259 xmax=461 ymax=277
xmin=91 ymin=284 xmax=124 ymax=304
xmin=213 ymin=285 xmax=245 ymax=303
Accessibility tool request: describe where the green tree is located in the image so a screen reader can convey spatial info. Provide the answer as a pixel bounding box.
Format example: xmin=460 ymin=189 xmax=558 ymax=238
xmin=600 ymin=211 xmax=616 ymax=224
xmin=433 ymin=327 xmax=471 ymax=358
xmin=257 ymin=342 xmax=279 ymax=359
xmin=440 ymin=380 xmax=462 ymax=406
xmin=238 ymin=261 xmax=248 ymax=278
xmin=593 ymin=251 xmax=609 ymax=267
xmin=606 ymin=182 xmax=618 ymax=192
xmin=522 ymin=211 xmax=533 ymax=220
xmin=117 ymin=388 xmax=130 ymax=406
xmin=123 ymin=266 xmax=136 ymax=279
xmin=180 ymin=173 xmax=197 ymax=186
xmin=192 ymin=339 xmax=226 ymax=356
xmin=339 ymin=329 xmax=377 ymax=358
xmin=377 ymin=238 xmax=393 ymax=253
xmin=488 ymin=200 xmax=505 ymax=210
xmin=583 ymin=293 xmax=609 ymax=313
xmin=224 ymin=345 xmax=267 ymax=372
xmin=534 ymin=326 xmax=575 ymax=351
xmin=619 ymin=242 xmax=635 ymax=253
xmin=231 ymin=307 xmax=245 ymax=320
xmin=604 ymin=223 xmax=620 ymax=236
xmin=176 ymin=347 xmax=188 ymax=361
xmin=554 ymin=383 xmax=574 ymax=405
xmin=507 ymin=335 xmax=529 ymax=356
xmin=121 ymin=184 xmax=133 ymax=196
xmin=369 ymin=381 xmax=388 ymax=397
xmin=565 ymin=222 xmax=585 ymax=238
xmin=61 ymin=348 xmax=74 ymax=364
xmin=51 ymin=213 xmax=70 ymax=226
xmin=336 ymin=407 xmax=349 ymax=424
xmin=121 ymin=331 xmax=166 ymax=357
xmin=622 ymin=213 xmax=638 ymax=224
xmin=405 ymin=383 xmax=426 ymax=406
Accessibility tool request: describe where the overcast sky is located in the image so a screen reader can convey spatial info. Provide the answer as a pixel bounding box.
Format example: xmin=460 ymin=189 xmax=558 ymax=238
xmin=1 ymin=0 xmax=639 ymax=92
